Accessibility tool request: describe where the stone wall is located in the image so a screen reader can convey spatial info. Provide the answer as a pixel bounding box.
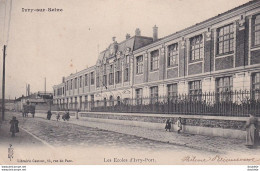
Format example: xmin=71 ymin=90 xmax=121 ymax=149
xmin=79 ymin=112 xmax=250 ymax=131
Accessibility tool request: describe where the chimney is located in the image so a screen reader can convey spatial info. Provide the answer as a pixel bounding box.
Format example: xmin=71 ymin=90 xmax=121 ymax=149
xmin=153 ymin=25 xmax=158 ymax=41
xmin=28 ymin=84 xmax=30 ymax=96
xmin=126 ymin=33 xmax=131 ymax=39
xmin=135 ymin=28 xmax=141 ymax=36
xmin=112 ymin=36 xmax=116 ymax=42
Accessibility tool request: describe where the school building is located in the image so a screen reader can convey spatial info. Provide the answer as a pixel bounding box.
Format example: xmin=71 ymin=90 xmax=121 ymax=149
xmin=53 ymin=0 xmax=260 ymax=116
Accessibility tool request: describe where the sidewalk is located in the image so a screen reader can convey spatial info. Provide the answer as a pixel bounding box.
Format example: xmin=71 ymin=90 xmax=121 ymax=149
xmin=0 ymin=119 xmax=44 ymax=147
xmin=57 ymin=116 xmax=260 ymax=155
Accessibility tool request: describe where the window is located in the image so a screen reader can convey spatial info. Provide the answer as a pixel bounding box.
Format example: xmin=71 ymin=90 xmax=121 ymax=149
xmin=96 ymin=75 xmax=100 ymax=87
xmin=150 ymin=50 xmax=159 ymax=71
xmin=217 ymin=24 xmax=234 ymax=55
xmin=167 ymin=84 xmax=178 ymax=99
xmin=103 ymin=64 xmax=107 ymax=86
xmin=124 ymin=68 xmax=129 ymax=82
xmin=109 ymin=65 xmax=114 ymax=85
xmin=116 ymin=59 xmax=121 ymax=69
xmin=79 ymin=96 xmax=82 ymax=109
xmin=189 ymin=80 xmax=202 ymax=101
xmin=103 ymin=64 xmax=107 ymax=74
xmin=252 ymin=72 xmax=260 ymax=100
xmin=136 ymin=55 xmax=143 ymax=74
xmin=85 ymin=74 xmax=88 ymax=86
xmin=109 ymin=95 xmax=114 ymax=106
xmin=91 ymin=95 xmax=94 ymax=109
xmin=104 ymin=98 xmax=107 ymax=107
xmin=84 ymin=95 xmax=88 ymax=109
xmin=124 ymin=56 xmax=130 ymax=82
xmin=123 ymin=98 xmax=130 ymax=105
xmin=190 ymin=35 xmax=203 ymax=61
xmin=79 ymin=76 xmax=82 ymax=88
xmin=117 ymin=96 xmax=121 ymax=106
xmin=90 ymin=72 xmax=94 ymax=85
xmin=216 ymin=76 xmax=233 ymax=102
xmin=96 ymin=67 xmax=100 ymax=88
xmin=168 ymin=43 xmax=178 ymax=66
xmin=125 ymin=55 xmax=129 ymax=64
xmin=216 ymin=76 xmax=233 ymax=92
xmin=103 ymin=75 xmax=107 ymax=86
xmin=115 ymin=59 xmax=122 ymax=84
xmin=136 ymin=88 xmax=143 ymax=105
xmin=70 ymin=79 xmax=73 ymax=90
xmin=74 ymin=78 xmax=77 ymax=89
xmin=150 ymin=86 xmax=158 ymax=103
xmin=75 ymin=97 xmax=78 ymax=109
xmin=115 ymin=71 xmax=121 ymax=84
xmin=253 ymin=15 xmax=260 ymax=46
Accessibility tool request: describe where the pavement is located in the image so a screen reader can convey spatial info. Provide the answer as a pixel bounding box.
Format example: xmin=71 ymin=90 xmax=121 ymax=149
xmin=34 ymin=112 xmax=260 ymax=156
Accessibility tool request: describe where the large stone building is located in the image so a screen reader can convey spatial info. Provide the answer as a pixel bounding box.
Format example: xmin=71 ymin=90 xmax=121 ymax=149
xmin=53 ymin=0 xmax=260 ymax=112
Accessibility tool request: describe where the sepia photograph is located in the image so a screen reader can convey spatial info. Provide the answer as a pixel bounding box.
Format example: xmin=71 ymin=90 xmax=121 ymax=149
xmin=0 ymin=0 xmax=260 ymax=168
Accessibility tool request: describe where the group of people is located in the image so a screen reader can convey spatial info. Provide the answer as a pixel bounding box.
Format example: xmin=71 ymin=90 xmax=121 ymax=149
xmin=165 ymin=117 xmax=182 ymax=133
xmin=46 ymin=110 xmax=70 ymax=121
xmin=9 ymin=111 xmax=260 ymax=148
xmin=164 ymin=114 xmax=260 ymax=148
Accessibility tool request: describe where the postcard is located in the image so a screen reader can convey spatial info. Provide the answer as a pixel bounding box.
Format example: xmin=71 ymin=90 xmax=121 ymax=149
xmin=0 ymin=0 xmax=260 ymax=168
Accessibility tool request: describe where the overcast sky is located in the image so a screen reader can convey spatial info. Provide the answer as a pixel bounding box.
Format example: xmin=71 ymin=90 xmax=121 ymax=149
xmin=0 ymin=0 xmax=251 ymax=99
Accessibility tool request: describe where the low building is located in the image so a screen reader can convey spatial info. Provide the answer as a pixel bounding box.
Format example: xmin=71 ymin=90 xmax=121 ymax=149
xmin=14 ymin=92 xmax=54 ymax=112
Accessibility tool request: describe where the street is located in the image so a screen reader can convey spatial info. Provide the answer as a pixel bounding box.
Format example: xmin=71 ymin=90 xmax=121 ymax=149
xmin=1 ymin=111 xmax=260 ymax=165
xmin=1 ymin=111 xmax=212 ymax=153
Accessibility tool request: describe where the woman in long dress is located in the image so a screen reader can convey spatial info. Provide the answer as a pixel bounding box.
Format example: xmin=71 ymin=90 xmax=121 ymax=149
xmin=245 ymin=114 xmax=259 ymax=148
xmin=10 ymin=116 xmax=19 ymax=137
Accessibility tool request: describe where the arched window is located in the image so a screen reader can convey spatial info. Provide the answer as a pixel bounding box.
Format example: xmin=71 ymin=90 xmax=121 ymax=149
xmin=109 ymin=96 xmax=114 ymax=106
xmin=104 ymin=98 xmax=107 ymax=107
xmin=117 ymin=96 xmax=121 ymax=106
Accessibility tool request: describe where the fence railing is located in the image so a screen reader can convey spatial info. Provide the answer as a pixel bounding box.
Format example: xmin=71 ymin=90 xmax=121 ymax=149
xmin=55 ymin=90 xmax=260 ymax=117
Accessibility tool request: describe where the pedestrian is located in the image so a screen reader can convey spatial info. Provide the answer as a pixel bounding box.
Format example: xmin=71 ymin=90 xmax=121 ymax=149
xmin=76 ymin=109 xmax=80 ymax=119
xmin=47 ymin=110 xmax=52 ymax=120
xmin=165 ymin=119 xmax=171 ymax=132
xmin=56 ymin=113 xmax=60 ymax=121
xmin=10 ymin=116 xmax=19 ymax=137
xmin=177 ymin=117 xmax=182 ymax=134
xmin=245 ymin=113 xmax=259 ymax=148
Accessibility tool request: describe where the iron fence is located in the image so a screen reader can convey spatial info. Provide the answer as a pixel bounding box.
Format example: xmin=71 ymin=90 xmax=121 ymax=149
xmin=56 ymin=90 xmax=260 ymax=117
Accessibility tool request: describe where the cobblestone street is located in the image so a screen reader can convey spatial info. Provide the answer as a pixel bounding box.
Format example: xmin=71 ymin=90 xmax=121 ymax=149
xmin=1 ymin=112 xmax=212 ymax=154
xmin=1 ymin=111 xmax=260 ymax=165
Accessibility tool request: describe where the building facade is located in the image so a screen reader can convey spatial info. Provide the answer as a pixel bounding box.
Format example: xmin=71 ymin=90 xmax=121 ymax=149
xmin=53 ymin=0 xmax=260 ymax=113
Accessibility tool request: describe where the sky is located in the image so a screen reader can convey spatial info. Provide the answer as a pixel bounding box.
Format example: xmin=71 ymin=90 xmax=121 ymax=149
xmin=0 ymin=0 xmax=251 ymax=99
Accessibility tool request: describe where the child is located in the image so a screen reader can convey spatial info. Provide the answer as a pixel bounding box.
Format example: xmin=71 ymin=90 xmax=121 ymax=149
xmin=56 ymin=113 xmax=60 ymax=121
xmin=165 ymin=119 xmax=171 ymax=132
xmin=177 ymin=117 xmax=182 ymax=134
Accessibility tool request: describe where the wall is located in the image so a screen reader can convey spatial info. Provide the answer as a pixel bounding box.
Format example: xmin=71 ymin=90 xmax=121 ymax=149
xmin=76 ymin=112 xmax=258 ymax=139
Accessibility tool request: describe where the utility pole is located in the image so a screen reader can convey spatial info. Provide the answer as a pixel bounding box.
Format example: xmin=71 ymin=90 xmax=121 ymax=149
xmin=44 ymin=77 xmax=46 ymax=95
xmin=2 ymin=45 xmax=6 ymax=121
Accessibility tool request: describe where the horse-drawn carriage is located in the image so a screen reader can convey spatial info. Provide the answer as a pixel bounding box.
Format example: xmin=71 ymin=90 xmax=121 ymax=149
xmin=22 ymin=104 xmax=35 ymax=118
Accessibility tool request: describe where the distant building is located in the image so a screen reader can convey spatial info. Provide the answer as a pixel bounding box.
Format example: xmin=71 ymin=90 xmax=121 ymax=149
xmin=0 ymin=99 xmax=15 ymax=111
xmin=53 ymin=0 xmax=260 ymax=112
xmin=14 ymin=92 xmax=53 ymax=112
